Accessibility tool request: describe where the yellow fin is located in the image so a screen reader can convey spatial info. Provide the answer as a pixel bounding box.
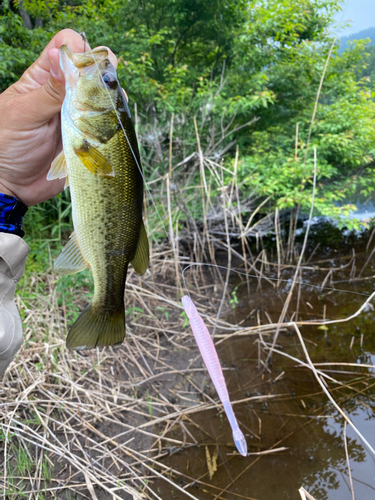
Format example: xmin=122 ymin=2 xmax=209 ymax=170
xmin=74 ymin=140 xmax=114 ymax=176
xmin=47 ymin=150 xmax=68 ymax=181
xmin=54 ymin=232 xmax=89 ymax=275
xmin=131 ymin=222 xmax=149 ymax=275
xmin=67 ymin=304 xmax=125 ymax=350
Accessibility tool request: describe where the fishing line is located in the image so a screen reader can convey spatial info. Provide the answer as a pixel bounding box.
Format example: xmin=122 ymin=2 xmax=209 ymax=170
xmin=181 ymin=263 xmax=372 ymax=298
xmin=76 ymin=39 xmax=251 ymax=457
xmin=81 ymin=33 xmax=186 ymax=273
xmin=81 ymin=33 xmax=373 ymax=304
xmin=77 ymin=34 xmax=375 ymax=459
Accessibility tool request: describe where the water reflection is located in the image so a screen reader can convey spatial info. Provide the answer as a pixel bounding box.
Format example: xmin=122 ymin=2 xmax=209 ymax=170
xmin=347 ymin=199 xmax=375 ymax=221
xmin=152 ymin=226 xmax=375 ymax=500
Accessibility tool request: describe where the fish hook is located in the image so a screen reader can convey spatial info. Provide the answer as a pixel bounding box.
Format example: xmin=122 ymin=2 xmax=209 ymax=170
xmin=80 ymin=31 xmax=87 ymax=53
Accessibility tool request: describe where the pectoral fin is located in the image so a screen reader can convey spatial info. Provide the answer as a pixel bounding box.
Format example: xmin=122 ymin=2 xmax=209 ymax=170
xmin=74 ymin=140 xmax=114 ymax=176
xmin=55 ymin=231 xmax=89 ymax=275
xmin=131 ymin=222 xmax=149 ymax=275
xmin=47 ymin=150 xmax=68 ymax=181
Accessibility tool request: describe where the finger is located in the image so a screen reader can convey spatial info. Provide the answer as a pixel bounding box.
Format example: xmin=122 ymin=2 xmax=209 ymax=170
xmin=48 ymin=48 xmax=63 ymax=84
xmin=15 ymin=70 xmax=65 ymax=127
xmin=20 ymin=177 xmax=66 ymax=207
xmin=18 ymin=29 xmax=88 ymax=91
xmin=93 ymin=45 xmax=118 ymax=69
xmin=12 ymin=30 xmax=90 ymax=125
xmin=122 ymin=88 xmax=128 ymax=102
xmin=50 ymin=28 xmax=90 ymax=53
xmin=10 ymin=31 xmax=118 ymax=125
xmin=40 ymin=29 xmax=91 ymax=76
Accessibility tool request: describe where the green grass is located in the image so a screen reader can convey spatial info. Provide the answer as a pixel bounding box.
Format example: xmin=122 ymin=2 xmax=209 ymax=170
xmin=1 ymin=434 xmax=53 ymax=499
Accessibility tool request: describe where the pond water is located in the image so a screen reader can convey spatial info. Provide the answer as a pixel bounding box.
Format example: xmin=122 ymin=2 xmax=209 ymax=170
xmin=151 ymin=222 xmax=375 ymax=500
xmin=343 ymin=191 xmax=375 ymax=221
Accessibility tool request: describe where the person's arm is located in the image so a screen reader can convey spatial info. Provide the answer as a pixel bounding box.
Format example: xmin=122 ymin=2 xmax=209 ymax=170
xmin=0 ymin=232 xmax=29 ymax=376
xmin=0 ymin=29 xmax=85 ymax=376
xmin=0 ymin=194 xmax=29 ymax=375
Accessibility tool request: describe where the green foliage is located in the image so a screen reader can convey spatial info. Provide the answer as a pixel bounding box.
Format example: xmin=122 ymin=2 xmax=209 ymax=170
xmin=0 ymin=435 xmax=53 ymax=499
xmin=180 ymin=310 xmax=189 ymax=327
xmin=229 ymin=286 xmax=239 ymax=308
xmin=357 ymin=43 xmax=375 ymax=90
xmin=1 ymin=0 xmax=375 ymax=231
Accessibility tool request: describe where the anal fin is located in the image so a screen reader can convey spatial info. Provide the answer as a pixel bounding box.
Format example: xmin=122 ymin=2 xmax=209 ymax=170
xmin=55 ymin=231 xmax=89 ymax=275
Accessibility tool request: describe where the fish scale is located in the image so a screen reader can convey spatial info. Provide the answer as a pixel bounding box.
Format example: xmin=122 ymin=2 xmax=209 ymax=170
xmin=48 ymin=45 xmax=149 ymax=350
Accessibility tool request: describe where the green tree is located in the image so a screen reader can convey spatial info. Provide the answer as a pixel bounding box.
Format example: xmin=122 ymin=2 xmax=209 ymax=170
xmin=357 ymin=43 xmax=375 ymax=90
xmin=1 ymin=0 xmax=375 ymax=229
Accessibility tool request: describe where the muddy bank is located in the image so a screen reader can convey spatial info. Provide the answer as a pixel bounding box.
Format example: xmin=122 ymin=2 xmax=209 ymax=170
xmin=3 ymin=221 xmax=375 ymax=500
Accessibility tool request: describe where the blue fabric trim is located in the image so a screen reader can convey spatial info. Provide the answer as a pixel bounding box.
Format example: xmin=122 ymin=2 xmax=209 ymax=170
xmin=0 ymin=193 xmax=28 ymax=238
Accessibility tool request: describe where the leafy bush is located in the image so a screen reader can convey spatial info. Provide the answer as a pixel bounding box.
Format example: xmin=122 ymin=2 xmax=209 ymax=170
xmin=1 ymin=0 xmax=375 ymax=232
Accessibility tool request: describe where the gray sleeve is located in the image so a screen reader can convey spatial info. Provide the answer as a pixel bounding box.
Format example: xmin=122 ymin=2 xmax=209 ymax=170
xmin=0 ymin=233 xmax=30 ymax=376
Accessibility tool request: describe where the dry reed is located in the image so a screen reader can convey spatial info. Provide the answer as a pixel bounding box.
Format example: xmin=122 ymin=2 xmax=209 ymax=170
xmin=2 ymin=119 xmax=374 ymax=500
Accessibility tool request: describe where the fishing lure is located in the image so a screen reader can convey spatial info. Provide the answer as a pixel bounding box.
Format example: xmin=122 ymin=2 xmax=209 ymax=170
xmin=80 ymin=34 xmax=247 ymax=455
xmin=182 ymin=295 xmax=247 ymax=457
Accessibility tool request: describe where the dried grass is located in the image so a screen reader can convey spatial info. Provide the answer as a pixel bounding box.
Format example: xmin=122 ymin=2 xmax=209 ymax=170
xmin=2 ymin=143 xmax=375 ymax=499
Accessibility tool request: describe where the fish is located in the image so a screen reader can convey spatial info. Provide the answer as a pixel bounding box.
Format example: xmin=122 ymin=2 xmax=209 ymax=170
xmin=47 ymin=45 xmax=149 ymax=350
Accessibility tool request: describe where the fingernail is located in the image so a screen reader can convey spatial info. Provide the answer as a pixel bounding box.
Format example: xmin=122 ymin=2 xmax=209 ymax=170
xmin=50 ymin=58 xmax=59 ymax=79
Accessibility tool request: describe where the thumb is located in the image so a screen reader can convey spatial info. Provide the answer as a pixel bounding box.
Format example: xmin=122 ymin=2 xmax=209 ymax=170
xmin=20 ymin=48 xmax=65 ymax=126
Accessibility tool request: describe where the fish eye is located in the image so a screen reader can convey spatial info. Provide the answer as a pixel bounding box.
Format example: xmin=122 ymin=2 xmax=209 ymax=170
xmin=102 ymin=73 xmax=116 ymax=86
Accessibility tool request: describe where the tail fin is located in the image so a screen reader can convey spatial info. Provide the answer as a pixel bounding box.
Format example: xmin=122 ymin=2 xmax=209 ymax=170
xmin=66 ymin=304 xmax=125 ymax=350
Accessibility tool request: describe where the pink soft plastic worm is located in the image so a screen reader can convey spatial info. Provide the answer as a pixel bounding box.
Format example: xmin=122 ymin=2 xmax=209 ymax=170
xmin=182 ymin=295 xmax=247 ymax=457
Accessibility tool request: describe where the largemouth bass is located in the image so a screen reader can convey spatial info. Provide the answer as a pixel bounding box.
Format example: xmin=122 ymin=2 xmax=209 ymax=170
xmin=47 ymin=45 xmax=149 ymax=350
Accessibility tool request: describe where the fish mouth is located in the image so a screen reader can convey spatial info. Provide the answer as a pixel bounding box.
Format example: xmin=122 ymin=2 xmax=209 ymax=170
xmin=59 ymin=45 xmax=111 ymax=87
xmin=59 ymin=45 xmax=73 ymax=58
xmin=59 ymin=45 xmax=109 ymax=70
xmin=73 ymin=48 xmax=109 ymax=69
xmin=59 ymin=45 xmax=78 ymax=88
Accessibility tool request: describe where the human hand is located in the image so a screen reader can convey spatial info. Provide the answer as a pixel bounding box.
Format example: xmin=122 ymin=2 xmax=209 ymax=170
xmin=0 ymin=29 xmax=118 ymax=207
